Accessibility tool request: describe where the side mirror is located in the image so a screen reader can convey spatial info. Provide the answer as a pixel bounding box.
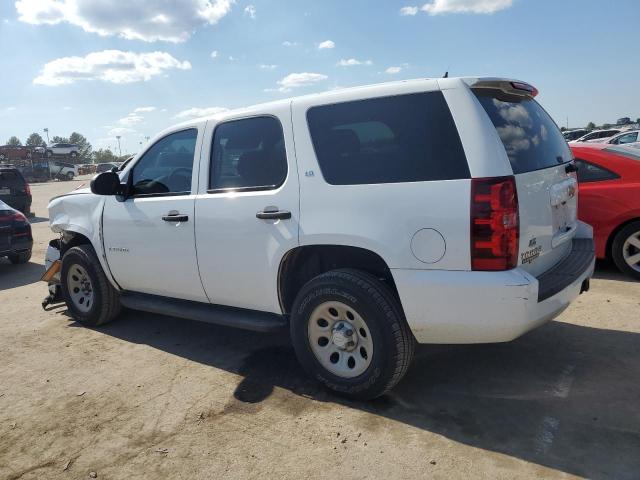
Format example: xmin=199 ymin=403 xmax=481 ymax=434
xmin=90 ymin=171 xmax=121 ymax=195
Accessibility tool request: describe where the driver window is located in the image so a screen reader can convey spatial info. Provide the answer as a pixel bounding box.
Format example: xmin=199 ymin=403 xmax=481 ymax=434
xmin=131 ymin=128 xmax=197 ymax=196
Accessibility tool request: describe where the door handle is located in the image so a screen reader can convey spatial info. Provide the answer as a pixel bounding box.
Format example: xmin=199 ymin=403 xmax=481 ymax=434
xmin=256 ymin=210 xmax=291 ymax=220
xmin=162 ymin=214 xmax=189 ymax=222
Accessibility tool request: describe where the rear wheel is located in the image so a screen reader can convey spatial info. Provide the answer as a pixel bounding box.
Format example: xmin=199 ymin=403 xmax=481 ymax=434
xmin=8 ymin=250 xmax=31 ymax=264
xmin=60 ymin=244 xmax=121 ymax=326
xmin=70 ymin=151 xmax=78 ymax=158
xmin=290 ymin=269 xmax=415 ymax=400
xmin=612 ymin=221 xmax=640 ymax=280
xmin=66 ymin=171 xmax=74 ymax=180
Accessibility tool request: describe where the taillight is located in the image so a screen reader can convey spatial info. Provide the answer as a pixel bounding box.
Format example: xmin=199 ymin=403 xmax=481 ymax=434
xmin=11 ymin=211 xmax=31 ymax=237
xmin=471 ymin=176 xmax=519 ymax=271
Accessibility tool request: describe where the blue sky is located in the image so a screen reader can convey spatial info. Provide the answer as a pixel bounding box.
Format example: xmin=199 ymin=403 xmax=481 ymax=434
xmin=0 ymin=0 xmax=638 ymax=155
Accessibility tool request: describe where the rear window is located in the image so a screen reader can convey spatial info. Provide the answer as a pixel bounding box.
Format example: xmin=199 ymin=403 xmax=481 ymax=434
xmin=604 ymin=146 xmax=640 ymax=161
xmin=0 ymin=170 xmax=21 ymax=184
xmin=474 ymin=89 xmax=571 ymax=174
xmin=307 ymin=91 xmax=470 ymax=185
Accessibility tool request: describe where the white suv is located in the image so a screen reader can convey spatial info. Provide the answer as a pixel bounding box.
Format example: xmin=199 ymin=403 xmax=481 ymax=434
xmin=46 ymin=143 xmax=80 ymax=158
xmin=45 ymin=77 xmax=595 ymax=399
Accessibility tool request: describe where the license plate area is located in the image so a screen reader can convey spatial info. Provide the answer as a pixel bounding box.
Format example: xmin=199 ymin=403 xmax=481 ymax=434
xmin=550 ymin=178 xmax=578 ymax=248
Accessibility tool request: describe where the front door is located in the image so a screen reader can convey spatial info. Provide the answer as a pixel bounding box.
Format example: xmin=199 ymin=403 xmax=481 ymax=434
xmin=102 ymin=127 xmax=208 ymax=302
xmin=195 ymin=106 xmax=300 ymax=313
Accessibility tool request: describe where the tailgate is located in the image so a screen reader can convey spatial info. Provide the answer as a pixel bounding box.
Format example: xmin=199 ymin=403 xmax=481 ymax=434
xmin=515 ymin=166 xmax=577 ymax=276
xmin=473 ymin=83 xmax=576 ymax=276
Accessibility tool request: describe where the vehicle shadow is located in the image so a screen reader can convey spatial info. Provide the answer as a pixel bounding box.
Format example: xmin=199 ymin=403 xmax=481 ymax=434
xmin=0 ymin=260 xmax=43 ymax=290
xmin=82 ymin=310 xmax=640 ymax=480
xmin=593 ymin=259 xmax=638 ymax=283
xmin=27 ymin=216 xmax=49 ymax=224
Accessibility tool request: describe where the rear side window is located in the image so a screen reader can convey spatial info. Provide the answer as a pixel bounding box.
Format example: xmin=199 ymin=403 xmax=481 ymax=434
xmin=474 ymin=89 xmax=571 ymax=174
xmin=306 ymin=92 xmax=469 ymax=185
xmin=209 ymin=116 xmax=287 ymax=191
xmin=574 ymin=159 xmax=620 ymax=183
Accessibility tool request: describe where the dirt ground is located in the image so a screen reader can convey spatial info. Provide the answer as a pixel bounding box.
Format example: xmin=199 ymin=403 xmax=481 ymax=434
xmin=1 ymin=179 xmax=639 ymax=480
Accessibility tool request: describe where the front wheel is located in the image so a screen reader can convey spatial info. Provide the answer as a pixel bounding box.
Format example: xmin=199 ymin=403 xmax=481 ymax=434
xmin=290 ymin=269 xmax=415 ymax=400
xmin=60 ymin=244 xmax=121 ymax=326
xmin=66 ymin=171 xmax=74 ymax=180
xmin=612 ymin=221 xmax=640 ymax=280
xmin=70 ymin=151 xmax=78 ymax=158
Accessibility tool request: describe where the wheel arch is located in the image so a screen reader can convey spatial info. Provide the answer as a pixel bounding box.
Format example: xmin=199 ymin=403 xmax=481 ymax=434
xmin=606 ymin=216 xmax=640 ymax=259
xmin=277 ymin=244 xmax=400 ymax=315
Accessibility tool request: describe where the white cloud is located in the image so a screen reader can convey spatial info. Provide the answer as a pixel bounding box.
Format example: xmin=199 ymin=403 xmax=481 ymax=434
xmin=282 ymin=41 xmax=298 ymax=47
xmin=62 ymin=106 xmax=72 ymax=110
xmin=174 ymin=106 xmax=228 ymax=119
xmin=33 ymin=50 xmax=191 ymax=86
xmin=107 ymin=127 xmax=136 ymax=137
xmin=6 ymin=106 xmax=17 ymax=111
xmin=15 ymin=0 xmax=233 ymax=43
xmin=133 ymin=106 xmax=156 ymax=113
xmin=385 ymin=66 xmax=402 ymax=74
xmin=272 ymin=72 xmax=328 ymax=93
xmin=318 ymin=40 xmax=335 ymax=50
xmin=244 ymin=5 xmax=256 ymax=19
xmin=210 ymin=50 xmax=218 ymax=59
xmin=400 ymin=6 xmax=419 ymax=15
xmin=118 ymin=114 xmax=144 ymax=127
xmin=259 ymin=64 xmax=277 ymax=70
xmin=421 ymin=0 xmax=512 ymax=15
xmin=337 ymin=58 xmax=372 ymax=67
xmin=228 ymin=55 xmax=235 ymax=61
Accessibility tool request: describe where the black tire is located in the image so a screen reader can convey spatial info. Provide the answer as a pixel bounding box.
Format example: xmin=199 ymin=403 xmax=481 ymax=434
xmin=8 ymin=250 xmax=31 ymax=264
xmin=60 ymin=244 xmax=121 ymax=326
xmin=46 ymin=150 xmax=53 ymax=158
xmin=290 ymin=269 xmax=415 ymax=400
xmin=66 ymin=172 xmax=74 ymax=180
xmin=611 ymin=220 xmax=640 ymax=280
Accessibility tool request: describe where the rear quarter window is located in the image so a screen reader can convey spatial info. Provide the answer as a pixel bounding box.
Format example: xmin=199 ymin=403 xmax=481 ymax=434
xmin=474 ymin=89 xmax=571 ymax=174
xmin=306 ymin=91 xmax=469 ymax=185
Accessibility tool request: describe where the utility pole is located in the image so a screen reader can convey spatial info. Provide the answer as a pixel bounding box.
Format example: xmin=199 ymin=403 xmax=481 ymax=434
xmin=43 ymin=128 xmax=50 ymax=144
xmin=145 ymin=136 xmax=150 ymax=142
xmin=116 ymin=136 xmax=122 ymax=157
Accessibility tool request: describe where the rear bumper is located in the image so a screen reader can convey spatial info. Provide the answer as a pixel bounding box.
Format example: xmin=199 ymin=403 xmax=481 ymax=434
xmin=0 ymin=236 xmax=33 ymax=257
xmin=393 ymin=236 xmax=595 ymax=344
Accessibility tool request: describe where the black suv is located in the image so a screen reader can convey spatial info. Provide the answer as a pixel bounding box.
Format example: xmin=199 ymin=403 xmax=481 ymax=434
xmin=0 ymin=167 xmax=32 ymax=214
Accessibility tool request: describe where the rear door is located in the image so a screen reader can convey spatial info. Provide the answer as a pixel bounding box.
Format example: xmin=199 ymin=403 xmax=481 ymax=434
xmin=0 ymin=170 xmax=25 ymax=210
xmin=474 ymin=87 xmax=577 ymax=276
xmin=195 ymin=104 xmax=300 ymax=314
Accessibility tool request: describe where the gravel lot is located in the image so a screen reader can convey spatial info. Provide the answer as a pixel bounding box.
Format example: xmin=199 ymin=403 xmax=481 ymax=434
xmin=1 ymin=179 xmax=639 ymax=480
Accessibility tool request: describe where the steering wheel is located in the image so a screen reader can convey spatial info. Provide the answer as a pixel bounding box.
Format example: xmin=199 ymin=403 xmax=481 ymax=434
xmin=167 ymin=168 xmax=192 ymax=191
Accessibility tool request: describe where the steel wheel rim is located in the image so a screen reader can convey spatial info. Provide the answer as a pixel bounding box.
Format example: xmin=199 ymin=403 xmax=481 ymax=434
xmin=622 ymin=231 xmax=640 ymax=272
xmin=67 ymin=264 xmax=94 ymax=312
xmin=308 ymin=301 xmax=373 ymax=378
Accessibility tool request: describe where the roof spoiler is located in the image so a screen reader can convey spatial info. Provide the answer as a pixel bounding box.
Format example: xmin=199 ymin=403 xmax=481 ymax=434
xmin=466 ymin=78 xmax=539 ymax=98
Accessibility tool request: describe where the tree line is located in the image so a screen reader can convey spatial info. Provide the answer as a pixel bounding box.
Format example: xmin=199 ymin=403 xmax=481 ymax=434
xmin=4 ymin=132 xmax=129 ymax=164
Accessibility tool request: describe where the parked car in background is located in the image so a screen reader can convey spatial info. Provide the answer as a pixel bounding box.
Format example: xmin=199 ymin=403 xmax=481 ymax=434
xmin=570 ymin=143 xmax=640 ymax=279
xmin=95 ymin=162 xmax=117 ymax=173
xmin=78 ymin=164 xmax=97 ymax=175
xmin=49 ymin=161 xmax=78 ymax=180
xmin=46 ymin=143 xmax=80 ymax=158
xmin=617 ymin=117 xmax=631 ymax=126
xmin=0 ymin=166 xmax=31 ymax=214
xmin=45 ymin=77 xmax=595 ymax=399
xmin=563 ymin=129 xmax=589 ymax=142
xmin=602 ymin=130 xmax=640 ymax=145
xmin=0 ymin=199 xmax=33 ymax=264
xmin=571 ymin=129 xmax=621 ymax=143
xmin=0 ymin=145 xmax=32 ymax=161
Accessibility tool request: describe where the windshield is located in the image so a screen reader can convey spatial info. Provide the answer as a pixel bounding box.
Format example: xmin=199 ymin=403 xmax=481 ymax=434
xmin=474 ymin=89 xmax=571 ymax=174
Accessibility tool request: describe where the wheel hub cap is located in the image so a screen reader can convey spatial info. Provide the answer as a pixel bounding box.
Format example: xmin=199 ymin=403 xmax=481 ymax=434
xmin=623 ymin=231 xmax=640 ymax=273
xmin=67 ymin=264 xmax=94 ymax=313
xmin=307 ymin=301 xmax=373 ymax=379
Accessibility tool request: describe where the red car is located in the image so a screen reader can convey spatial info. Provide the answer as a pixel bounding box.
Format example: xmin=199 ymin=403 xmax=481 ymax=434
xmin=570 ymin=143 xmax=640 ymax=279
